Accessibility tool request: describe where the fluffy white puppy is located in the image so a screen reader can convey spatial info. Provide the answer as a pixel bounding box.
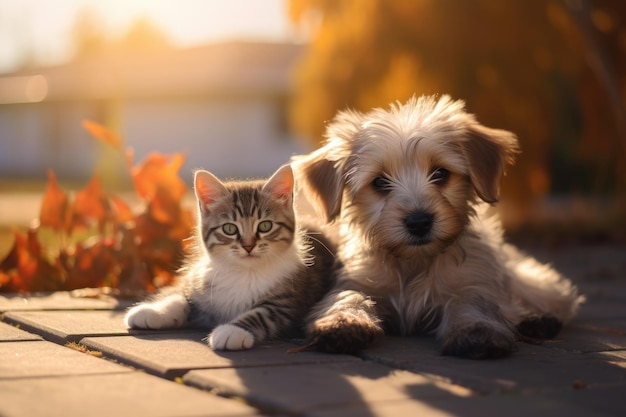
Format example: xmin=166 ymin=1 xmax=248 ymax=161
xmin=293 ymin=95 xmax=584 ymax=359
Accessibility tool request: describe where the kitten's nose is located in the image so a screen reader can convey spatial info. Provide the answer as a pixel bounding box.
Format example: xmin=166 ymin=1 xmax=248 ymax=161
xmin=404 ymin=212 xmax=433 ymax=237
xmin=243 ymin=244 xmax=255 ymax=254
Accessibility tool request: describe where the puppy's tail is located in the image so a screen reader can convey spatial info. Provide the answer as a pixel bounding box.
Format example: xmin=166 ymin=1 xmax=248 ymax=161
xmin=503 ymin=244 xmax=585 ymax=324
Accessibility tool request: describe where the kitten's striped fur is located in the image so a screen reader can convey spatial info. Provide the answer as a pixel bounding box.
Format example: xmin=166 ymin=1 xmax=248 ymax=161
xmin=124 ymin=164 xmax=335 ymax=350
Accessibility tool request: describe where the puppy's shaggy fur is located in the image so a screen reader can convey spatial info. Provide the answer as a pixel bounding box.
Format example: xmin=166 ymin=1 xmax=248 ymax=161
xmin=293 ymin=95 xmax=584 ymax=359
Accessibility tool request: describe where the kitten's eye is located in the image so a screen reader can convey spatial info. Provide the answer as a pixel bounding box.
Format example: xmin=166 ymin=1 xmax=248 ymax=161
xmin=430 ymin=167 xmax=450 ymax=185
xmin=222 ymin=223 xmax=238 ymax=236
xmin=372 ymin=176 xmax=392 ymax=193
xmin=257 ymin=220 xmax=272 ymax=233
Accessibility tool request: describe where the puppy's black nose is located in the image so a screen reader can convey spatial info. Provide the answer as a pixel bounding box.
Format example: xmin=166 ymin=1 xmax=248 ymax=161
xmin=404 ymin=213 xmax=433 ymax=237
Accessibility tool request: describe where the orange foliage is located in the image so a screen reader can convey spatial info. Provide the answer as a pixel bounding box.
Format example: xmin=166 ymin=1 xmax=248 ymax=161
xmin=72 ymin=175 xmax=109 ymax=233
xmin=0 ymin=121 xmax=194 ymax=294
xmin=39 ymin=170 xmax=71 ymax=232
xmin=288 ymin=0 xmax=626 ymax=205
xmin=82 ymin=119 xmax=123 ymax=150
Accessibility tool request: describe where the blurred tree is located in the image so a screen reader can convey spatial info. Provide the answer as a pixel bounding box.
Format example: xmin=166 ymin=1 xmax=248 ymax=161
xmin=71 ymin=8 xmax=108 ymax=59
xmin=119 ymin=17 xmax=171 ymax=52
xmin=71 ymin=8 xmax=170 ymax=59
xmin=288 ymin=0 xmax=626 ymax=218
xmin=69 ymin=10 xmax=171 ymax=189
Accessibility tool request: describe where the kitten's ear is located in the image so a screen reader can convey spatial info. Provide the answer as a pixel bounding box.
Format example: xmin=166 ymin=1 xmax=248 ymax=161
xmin=263 ymin=164 xmax=294 ymax=206
xmin=194 ymin=170 xmax=229 ymax=208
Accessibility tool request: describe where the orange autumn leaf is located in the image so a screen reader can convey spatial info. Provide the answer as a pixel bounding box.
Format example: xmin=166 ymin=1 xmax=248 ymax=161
xmin=132 ymin=152 xmax=187 ymax=203
xmin=0 ymin=231 xmax=34 ymax=292
xmin=39 ymin=170 xmax=71 ymax=231
xmin=131 ymin=153 xmax=168 ymax=200
xmin=169 ymin=206 xmax=195 ymax=243
xmin=3 ymin=121 xmax=194 ymax=294
xmin=0 ymin=230 xmax=20 ymax=272
xmin=115 ymin=226 xmax=155 ymax=294
xmin=61 ymin=239 xmax=116 ymax=290
xmin=72 ymin=175 xmax=110 ymax=233
xmin=110 ymin=194 xmax=135 ymax=224
xmin=82 ymin=119 xmax=123 ymax=150
xmin=149 ymin=185 xmax=182 ymax=225
xmin=125 ymin=147 xmax=135 ymax=172
xmin=0 ymin=271 xmax=11 ymax=289
xmin=0 ymin=229 xmax=63 ymax=292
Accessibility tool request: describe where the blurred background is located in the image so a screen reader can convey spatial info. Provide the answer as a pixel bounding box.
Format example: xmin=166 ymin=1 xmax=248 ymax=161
xmin=1 ymin=0 xmax=625 ymax=243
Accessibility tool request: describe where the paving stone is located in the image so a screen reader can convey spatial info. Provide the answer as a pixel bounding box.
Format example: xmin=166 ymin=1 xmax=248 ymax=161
xmin=531 ymin=382 xmax=626 ymax=416
xmin=549 ymin=320 xmax=626 ymax=353
xmin=578 ymin=282 xmax=626 ymax=303
xmin=308 ymin=400 xmax=458 ymax=417
xmin=523 ymin=244 xmax=626 ymax=285
xmin=0 ymin=321 xmax=42 ymax=342
xmin=82 ymin=333 xmax=361 ymax=379
xmin=0 ymin=372 xmax=257 ymax=417
xmin=0 ymin=291 xmax=134 ymax=312
xmin=309 ymin=390 xmax=615 ymax=417
xmin=591 ymin=350 xmax=626 ymax=369
xmin=0 ymin=340 xmax=131 ymax=379
xmin=359 ymin=336 xmax=626 ymax=394
xmin=184 ymin=361 xmax=473 ymax=414
xmin=1 ymin=310 xmax=150 ymax=344
xmin=576 ymin=296 xmax=626 ymax=320
xmin=0 ymin=244 xmax=622 ymax=417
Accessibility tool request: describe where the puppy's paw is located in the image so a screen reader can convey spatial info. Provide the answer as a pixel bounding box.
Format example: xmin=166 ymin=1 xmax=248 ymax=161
xmin=124 ymin=295 xmax=189 ymax=329
xmin=209 ymin=324 xmax=255 ymax=351
xmin=441 ymin=324 xmax=515 ymax=359
xmin=516 ymin=315 xmax=562 ymax=340
xmin=307 ymin=312 xmax=384 ymax=355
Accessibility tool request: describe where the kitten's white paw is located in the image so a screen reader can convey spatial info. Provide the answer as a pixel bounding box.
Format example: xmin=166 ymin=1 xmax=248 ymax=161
xmin=209 ymin=324 xmax=254 ymax=350
xmin=124 ymin=295 xmax=189 ymax=329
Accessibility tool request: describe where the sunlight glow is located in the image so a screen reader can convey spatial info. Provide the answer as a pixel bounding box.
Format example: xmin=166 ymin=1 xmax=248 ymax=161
xmin=0 ymin=0 xmax=294 ymax=72
xmin=0 ymin=75 xmax=48 ymax=104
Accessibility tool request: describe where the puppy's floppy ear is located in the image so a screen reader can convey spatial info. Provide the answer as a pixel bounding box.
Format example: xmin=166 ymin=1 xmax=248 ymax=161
xmin=294 ymin=145 xmax=346 ymax=222
xmin=294 ymin=109 xmax=363 ymax=222
xmin=462 ymin=123 xmax=519 ymax=204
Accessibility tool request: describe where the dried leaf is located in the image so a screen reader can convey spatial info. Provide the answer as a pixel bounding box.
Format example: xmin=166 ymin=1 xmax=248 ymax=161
xmin=132 ymin=153 xmax=187 ymax=203
xmin=149 ymin=185 xmax=181 ymax=225
xmin=170 ymin=207 xmax=195 ymax=243
xmin=62 ymin=238 xmax=116 ymax=290
xmin=0 ymin=229 xmax=19 ymax=272
xmin=82 ymin=119 xmax=123 ymax=150
xmin=3 ymin=122 xmax=193 ymax=294
xmin=39 ymin=170 xmax=71 ymax=231
xmin=125 ymin=147 xmax=135 ymax=172
xmin=110 ymin=194 xmax=134 ymax=224
xmin=0 ymin=229 xmax=63 ymax=292
xmin=72 ymin=175 xmax=110 ymax=233
xmin=115 ymin=225 xmax=155 ymax=294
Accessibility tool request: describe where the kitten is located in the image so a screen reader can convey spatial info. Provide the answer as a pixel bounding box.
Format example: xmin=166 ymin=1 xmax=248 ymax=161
xmin=124 ymin=164 xmax=335 ymax=351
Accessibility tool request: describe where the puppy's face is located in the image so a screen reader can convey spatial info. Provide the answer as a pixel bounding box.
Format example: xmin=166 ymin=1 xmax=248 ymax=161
xmin=343 ymin=125 xmax=474 ymax=258
xmin=297 ymin=95 xmax=519 ymax=259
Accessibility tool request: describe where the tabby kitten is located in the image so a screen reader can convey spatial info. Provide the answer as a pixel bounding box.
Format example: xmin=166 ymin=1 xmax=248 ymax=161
xmin=124 ymin=164 xmax=335 ymax=350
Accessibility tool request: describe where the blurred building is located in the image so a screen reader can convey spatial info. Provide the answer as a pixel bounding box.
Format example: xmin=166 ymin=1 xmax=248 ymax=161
xmin=0 ymin=41 xmax=308 ymax=183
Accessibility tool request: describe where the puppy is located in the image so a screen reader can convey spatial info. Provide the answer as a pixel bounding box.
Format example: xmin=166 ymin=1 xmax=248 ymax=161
xmin=293 ymin=95 xmax=584 ymax=359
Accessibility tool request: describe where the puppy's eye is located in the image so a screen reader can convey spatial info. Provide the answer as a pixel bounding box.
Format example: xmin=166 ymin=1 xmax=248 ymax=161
xmin=430 ymin=168 xmax=450 ymax=185
xmin=371 ymin=176 xmax=392 ymax=193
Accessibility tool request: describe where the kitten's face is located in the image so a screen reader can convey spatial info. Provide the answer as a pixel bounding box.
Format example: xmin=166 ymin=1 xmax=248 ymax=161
xmin=194 ymin=164 xmax=295 ymax=265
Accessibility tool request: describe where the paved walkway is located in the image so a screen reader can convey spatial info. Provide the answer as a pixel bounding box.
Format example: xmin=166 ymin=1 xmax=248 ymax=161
xmin=1 ymin=243 xmax=625 ymax=417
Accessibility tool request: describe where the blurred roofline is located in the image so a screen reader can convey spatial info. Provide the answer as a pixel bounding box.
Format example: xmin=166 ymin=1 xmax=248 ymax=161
xmin=0 ymin=41 xmax=306 ymax=104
